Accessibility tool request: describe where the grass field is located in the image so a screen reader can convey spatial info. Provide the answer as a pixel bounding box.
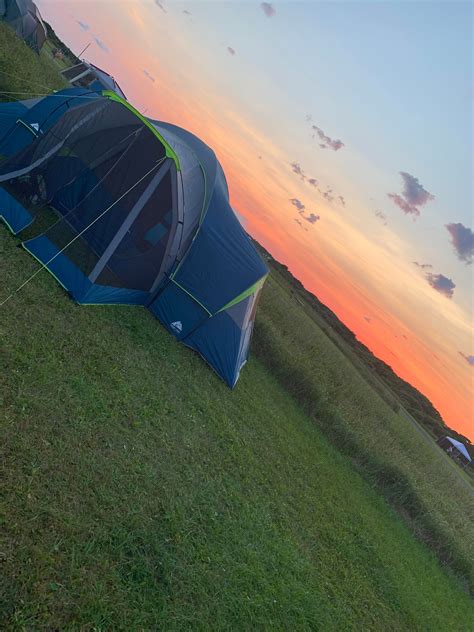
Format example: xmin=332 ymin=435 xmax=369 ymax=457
xmin=1 ymin=22 xmax=473 ymax=629
xmin=0 ymin=25 xmax=67 ymax=101
xmin=256 ymin=274 xmax=474 ymax=589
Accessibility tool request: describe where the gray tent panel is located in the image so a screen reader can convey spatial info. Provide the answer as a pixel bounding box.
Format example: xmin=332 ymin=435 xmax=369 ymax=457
xmin=1 ymin=0 xmax=46 ymax=52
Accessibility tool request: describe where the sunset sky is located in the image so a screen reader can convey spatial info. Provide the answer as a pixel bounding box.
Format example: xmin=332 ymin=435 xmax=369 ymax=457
xmin=36 ymin=0 xmax=473 ymax=439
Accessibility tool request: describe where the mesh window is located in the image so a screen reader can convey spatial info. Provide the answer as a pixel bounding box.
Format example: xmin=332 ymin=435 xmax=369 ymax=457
xmin=96 ymin=169 xmax=174 ymax=291
xmin=1 ymin=99 xmax=169 ymax=280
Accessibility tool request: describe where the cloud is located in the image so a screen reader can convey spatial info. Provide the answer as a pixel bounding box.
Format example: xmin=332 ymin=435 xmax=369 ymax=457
xmin=93 ymin=36 xmax=109 ymax=52
xmin=445 ymin=222 xmax=474 ymax=265
xmin=182 ymin=9 xmax=191 ymax=15
xmin=290 ymin=161 xmax=306 ymax=181
xmin=227 ymin=46 xmax=236 ymax=56
xmin=400 ymin=172 xmax=434 ymax=207
xmin=155 ymin=0 xmax=166 ymax=12
xmin=289 ymin=197 xmax=305 ymax=212
xmin=308 ymin=177 xmax=318 ymax=188
xmin=425 ymin=272 xmax=455 ymax=298
xmin=304 ymin=212 xmax=320 ymax=224
xmin=413 ymin=261 xmax=433 ymax=270
xmin=387 ymin=193 xmax=419 ymax=217
xmin=459 ymin=352 xmax=474 ymax=366
xmin=375 ymin=210 xmax=387 ymax=226
xmin=414 ymin=262 xmax=455 ymax=299
xmin=338 ymin=195 xmax=346 ymax=207
xmin=77 ymin=20 xmax=90 ymax=32
xmin=311 ymin=125 xmax=345 ymax=151
xmin=388 ymin=172 xmax=434 ymax=217
xmin=143 ymin=69 xmax=155 ymax=82
xmin=290 ymin=198 xmax=320 ymax=225
xmin=261 ymin=2 xmax=276 ymax=17
xmin=321 ymin=188 xmax=334 ymax=203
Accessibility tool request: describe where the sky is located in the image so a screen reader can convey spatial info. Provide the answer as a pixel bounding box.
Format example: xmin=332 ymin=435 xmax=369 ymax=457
xmin=36 ymin=0 xmax=473 ymax=440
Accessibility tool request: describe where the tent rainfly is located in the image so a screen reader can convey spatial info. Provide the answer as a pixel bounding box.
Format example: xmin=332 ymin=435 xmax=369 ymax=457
xmin=0 ymin=0 xmax=46 ymax=52
xmin=61 ymin=62 xmax=127 ymax=100
xmin=0 ymin=89 xmax=268 ymax=386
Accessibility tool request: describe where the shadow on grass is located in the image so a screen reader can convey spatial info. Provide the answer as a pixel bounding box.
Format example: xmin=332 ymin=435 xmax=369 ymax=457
xmin=253 ymin=321 xmax=473 ymax=595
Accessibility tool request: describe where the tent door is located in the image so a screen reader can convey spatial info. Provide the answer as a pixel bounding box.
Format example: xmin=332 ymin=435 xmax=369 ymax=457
xmin=88 ymin=159 xmax=172 ymax=283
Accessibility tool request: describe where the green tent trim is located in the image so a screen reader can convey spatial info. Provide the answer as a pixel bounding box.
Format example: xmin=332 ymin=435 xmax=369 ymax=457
xmin=102 ymin=90 xmax=181 ymax=171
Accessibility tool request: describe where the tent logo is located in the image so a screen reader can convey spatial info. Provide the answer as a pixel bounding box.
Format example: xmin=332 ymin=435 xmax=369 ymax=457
xmin=30 ymin=123 xmax=40 ymax=132
xmin=170 ymin=320 xmax=183 ymax=333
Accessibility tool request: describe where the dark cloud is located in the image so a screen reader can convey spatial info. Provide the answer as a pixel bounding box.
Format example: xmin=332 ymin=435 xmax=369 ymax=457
xmin=143 ymin=69 xmax=155 ymax=82
xmin=289 ymin=197 xmax=305 ymax=212
xmin=93 ymin=36 xmax=109 ymax=52
xmin=182 ymin=9 xmax=191 ymax=15
xmin=155 ymin=0 xmax=166 ymax=12
xmin=387 ymin=193 xmax=419 ymax=217
xmin=413 ymin=261 xmax=433 ymax=270
xmin=446 ymin=222 xmax=473 ymax=265
xmin=364 ymin=316 xmax=372 ymax=323
xmin=290 ymin=199 xmax=320 ymax=225
xmin=311 ymin=125 xmax=345 ymax=151
xmin=289 ymin=162 xmax=321 ymax=190
xmin=261 ymin=2 xmax=276 ymax=17
xmin=375 ymin=210 xmax=387 ymax=226
xmin=338 ymin=195 xmax=346 ymax=207
xmin=304 ymin=213 xmax=320 ymax=224
xmin=290 ymin=161 xmax=305 ymax=181
xmin=425 ymin=273 xmax=455 ymax=298
xmin=227 ymin=46 xmax=236 ymax=56
xmin=400 ymin=172 xmax=434 ymax=207
xmin=77 ymin=20 xmax=90 ymax=31
xmin=459 ymin=352 xmax=474 ymax=366
xmin=388 ymin=172 xmax=434 ymax=217
xmin=321 ymin=188 xmax=334 ymax=203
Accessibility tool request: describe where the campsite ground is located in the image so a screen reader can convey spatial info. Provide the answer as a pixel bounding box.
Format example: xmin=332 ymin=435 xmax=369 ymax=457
xmin=1 ymin=23 xmax=473 ymax=629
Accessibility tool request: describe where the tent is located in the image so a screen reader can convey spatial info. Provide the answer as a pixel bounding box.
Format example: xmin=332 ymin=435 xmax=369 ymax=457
xmin=0 ymin=0 xmax=46 ymax=52
xmin=0 ymin=89 xmax=268 ymax=386
xmin=61 ymin=62 xmax=127 ymax=100
xmin=444 ymin=437 xmax=472 ymax=463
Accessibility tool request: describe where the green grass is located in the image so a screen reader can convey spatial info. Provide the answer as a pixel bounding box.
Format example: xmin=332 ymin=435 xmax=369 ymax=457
xmin=2 ymin=228 xmax=474 ymax=629
xmin=256 ymin=274 xmax=474 ymax=590
xmin=41 ymin=40 xmax=74 ymax=72
xmin=1 ymin=25 xmax=474 ymax=629
xmin=0 ymin=23 xmax=67 ymax=101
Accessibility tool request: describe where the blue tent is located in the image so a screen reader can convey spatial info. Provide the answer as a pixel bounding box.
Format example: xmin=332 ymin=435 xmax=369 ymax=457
xmin=0 ymin=89 xmax=268 ymax=386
